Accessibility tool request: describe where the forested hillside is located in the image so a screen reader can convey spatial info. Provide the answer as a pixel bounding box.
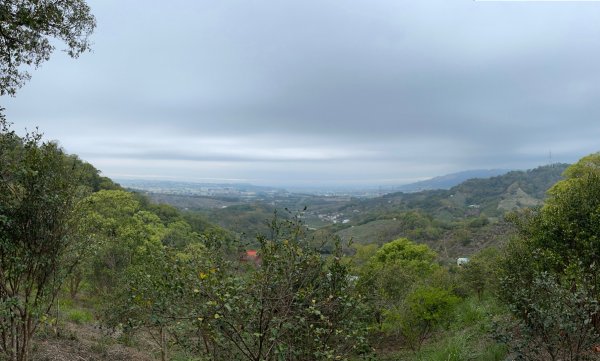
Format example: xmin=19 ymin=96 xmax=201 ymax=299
xmin=346 ymin=163 xmax=567 ymax=220
xmin=392 ymin=169 xmax=510 ymax=192
xmin=2 ymin=1 xmax=600 ymax=360
xmin=325 ymin=164 xmax=569 ymax=258
xmin=3 ymin=122 xmax=600 ymax=361
xmin=144 ymin=165 xmax=567 ymax=259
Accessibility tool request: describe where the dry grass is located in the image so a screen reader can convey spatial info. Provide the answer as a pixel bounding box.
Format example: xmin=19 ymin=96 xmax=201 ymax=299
xmin=31 ymin=322 xmax=154 ymax=361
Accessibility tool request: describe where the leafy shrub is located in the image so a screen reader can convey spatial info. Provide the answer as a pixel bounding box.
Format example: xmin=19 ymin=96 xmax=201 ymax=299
xmin=499 ymin=153 xmax=600 ymax=360
xmin=468 ymin=216 xmax=489 ymax=228
xmin=501 ymin=271 xmax=599 ymax=361
xmin=399 ymin=286 xmax=459 ymax=351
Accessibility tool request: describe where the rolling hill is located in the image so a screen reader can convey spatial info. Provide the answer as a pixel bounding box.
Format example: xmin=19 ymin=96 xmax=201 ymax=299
xmin=321 ymin=164 xmax=569 ymax=258
xmin=393 ymin=169 xmax=511 ymax=192
xmin=138 ymin=163 xmax=569 ymax=258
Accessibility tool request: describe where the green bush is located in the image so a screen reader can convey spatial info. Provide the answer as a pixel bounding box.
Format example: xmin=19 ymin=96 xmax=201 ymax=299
xmin=499 ymin=153 xmax=600 ymax=360
xmin=399 ymin=286 xmax=459 ymax=351
xmin=399 ymin=295 xmax=510 ymax=361
xmin=468 ymin=216 xmax=489 ymax=228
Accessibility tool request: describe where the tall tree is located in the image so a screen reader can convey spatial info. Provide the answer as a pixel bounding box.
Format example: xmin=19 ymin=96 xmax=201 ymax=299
xmin=0 ymin=119 xmax=92 ymax=361
xmin=0 ymin=0 xmax=95 ymax=96
xmin=499 ymin=152 xmax=600 ymax=360
xmin=192 ymin=215 xmax=369 ymax=361
xmin=356 ymin=238 xmax=456 ymax=350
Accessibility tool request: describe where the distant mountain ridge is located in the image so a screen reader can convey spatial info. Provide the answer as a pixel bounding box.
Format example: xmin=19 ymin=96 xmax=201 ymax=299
xmin=394 ymin=169 xmax=511 ymax=192
xmin=378 ymin=163 xmax=570 ymax=219
xmin=329 ymin=163 xmax=570 ymax=258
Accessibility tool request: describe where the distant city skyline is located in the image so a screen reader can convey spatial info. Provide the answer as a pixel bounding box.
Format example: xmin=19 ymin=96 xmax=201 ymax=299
xmin=3 ymin=0 xmax=600 ymax=187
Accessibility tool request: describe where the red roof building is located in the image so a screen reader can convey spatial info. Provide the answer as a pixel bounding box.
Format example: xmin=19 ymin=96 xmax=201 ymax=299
xmin=240 ymin=249 xmax=261 ymax=266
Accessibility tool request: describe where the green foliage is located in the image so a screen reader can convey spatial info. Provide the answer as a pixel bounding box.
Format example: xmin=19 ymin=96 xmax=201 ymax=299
xmin=0 ymin=0 xmax=96 ymax=95
xmin=468 ymin=216 xmax=489 ymax=228
xmin=387 ymin=296 xmax=509 ymax=361
xmin=0 ymin=116 xmax=573 ymax=360
xmin=453 ymin=164 xmax=567 ymax=209
xmin=505 ymin=271 xmax=598 ymax=361
xmin=193 ymin=215 xmax=369 ymax=361
xmin=203 ymin=202 xmax=283 ymax=240
xmin=104 ymin=213 xmax=369 ymax=361
xmin=182 ymin=212 xmax=236 ymax=248
xmin=461 ymin=247 xmax=501 ymax=299
xmin=81 ymin=190 xmax=152 ymax=294
xmin=398 ymin=286 xmax=459 ymax=351
xmin=163 ymin=220 xmax=202 ymax=248
xmin=356 ymin=237 xmax=460 ymax=352
xmin=453 ymin=227 xmax=472 ymax=246
xmin=66 ymin=309 xmax=94 ymax=325
xmin=370 ymin=238 xmax=437 ymax=271
xmin=79 ymin=190 xmax=208 ymax=299
xmin=499 ymin=153 xmax=600 ymax=360
xmin=359 ymin=238 xmax=440 ymax=303
xmin=107 ymin=241 xmax=206 ymax=361
xmin=348 ymin=243 xmax=379 ymax=270
xmin=407 ymin=286 xmax=459 ymax=324
xmin=341 ymin=165 xmax=565 ymax=243
xmin=0 ymin=121 xmax=95 ymax=360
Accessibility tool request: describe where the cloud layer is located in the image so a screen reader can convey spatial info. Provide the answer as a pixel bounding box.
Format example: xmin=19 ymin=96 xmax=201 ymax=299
xmin=4 ymin=0 xmax=600 ymax=186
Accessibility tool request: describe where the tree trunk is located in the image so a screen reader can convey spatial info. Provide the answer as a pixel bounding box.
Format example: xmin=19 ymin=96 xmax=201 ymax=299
xmin=11 ymin=318 xmax=17 ymax=361
xmin=160 ymin=327 xmax=168 ymax=361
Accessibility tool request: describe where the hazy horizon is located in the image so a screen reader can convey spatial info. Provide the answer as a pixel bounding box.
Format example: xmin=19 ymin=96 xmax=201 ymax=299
xmin=113 ymin=166 xmax=532 ymax=190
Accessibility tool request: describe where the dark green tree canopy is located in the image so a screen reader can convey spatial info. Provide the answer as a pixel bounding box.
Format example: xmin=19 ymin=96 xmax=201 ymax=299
xmin=0 ymin=118 xmax=97 ymax=361
xmin=499 ymin=152 xmax=600 ymax=360
xmin=0 ymin=0 xmax=95 ymax=96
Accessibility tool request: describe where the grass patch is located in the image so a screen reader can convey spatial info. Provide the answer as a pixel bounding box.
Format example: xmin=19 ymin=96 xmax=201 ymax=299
xmin=374 ymin=296 xmax=509 ymax=361
xmin=67 ymin=309 xmax=94 ymax=324
xmin=413 ymin=331 xmax=507 ymax=361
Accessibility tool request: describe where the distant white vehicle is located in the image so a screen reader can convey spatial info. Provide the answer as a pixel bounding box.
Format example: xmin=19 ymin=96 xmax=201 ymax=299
xmin=457 ymin=257 xmax=470 ymax=266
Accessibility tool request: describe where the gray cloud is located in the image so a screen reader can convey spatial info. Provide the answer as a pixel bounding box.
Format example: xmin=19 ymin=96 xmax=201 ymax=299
xmin=3 ymin=0 xmax=600 ymax=186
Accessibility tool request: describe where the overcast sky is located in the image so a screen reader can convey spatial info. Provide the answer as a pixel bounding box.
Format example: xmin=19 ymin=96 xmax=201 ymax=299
xmin=3 ymin=0 xmax=600 ymax=187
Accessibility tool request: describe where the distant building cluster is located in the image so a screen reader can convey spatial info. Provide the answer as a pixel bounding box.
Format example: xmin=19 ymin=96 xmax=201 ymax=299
xmin=317 ymin=213 xmax=350 ymax=224
xmin=119 ymin=180 xmax=289 ymax=199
